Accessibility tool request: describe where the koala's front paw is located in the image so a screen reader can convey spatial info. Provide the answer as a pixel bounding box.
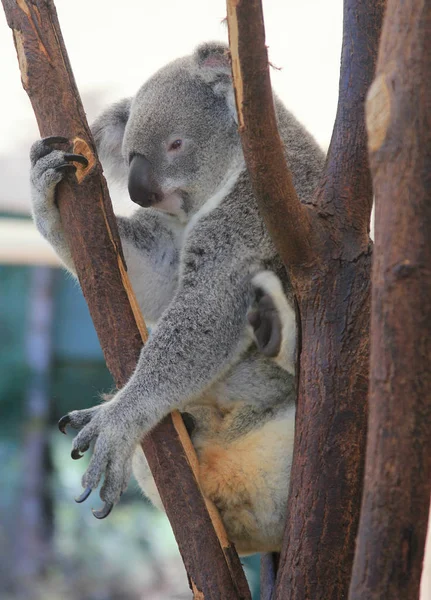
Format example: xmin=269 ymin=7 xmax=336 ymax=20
xmin=30 ymin=136 xmax=88 ymax=203
xmin=59 ymin=398 xmax=141 ymax=519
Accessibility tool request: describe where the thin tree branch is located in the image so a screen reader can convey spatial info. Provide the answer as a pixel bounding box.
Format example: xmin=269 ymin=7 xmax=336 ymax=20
xmin=349 ymin=0 xmax=431 ymax=597
xmin=226 ymin=0 xmax=315 ymax=270
xmin=322 ymin=0 xmax=386 ymax=239
xmin=1 ymin=1 xmax=251 ymax=597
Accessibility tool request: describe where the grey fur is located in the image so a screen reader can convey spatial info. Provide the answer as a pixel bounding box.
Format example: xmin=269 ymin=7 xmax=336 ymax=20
xmin=29 ymin=42 xmax=324 ymax=551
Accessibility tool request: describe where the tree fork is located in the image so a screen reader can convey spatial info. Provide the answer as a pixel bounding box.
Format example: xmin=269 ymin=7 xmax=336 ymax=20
xmin=1 ymin=1 xmax=251 ymax=598
xmin=349 ymin=0 xmax=431 ymax=598
xmin=227 ymin=1 xmax=385 ymax=598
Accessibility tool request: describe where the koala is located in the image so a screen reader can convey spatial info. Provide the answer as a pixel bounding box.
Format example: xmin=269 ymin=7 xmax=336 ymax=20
xmin=29 ymin=42 xmax=324 ymax=553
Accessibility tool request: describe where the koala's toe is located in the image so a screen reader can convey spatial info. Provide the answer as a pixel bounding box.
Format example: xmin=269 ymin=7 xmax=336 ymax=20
xmin=66 ymin=406 xmax=100 ymax=430
xmin=30 ymin=136 xmax=69 ymax=166
xmin=71 ymin=426 xmax=95 ymax=459
xmin=81 ymin=437 xmax=110 ymax=491
xmin=100 ymin=455 xmax=132 ymax=506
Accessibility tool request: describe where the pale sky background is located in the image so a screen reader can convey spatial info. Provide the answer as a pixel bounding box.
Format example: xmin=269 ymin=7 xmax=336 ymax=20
xmin=0 ymin=0 xmax=343 ymax=215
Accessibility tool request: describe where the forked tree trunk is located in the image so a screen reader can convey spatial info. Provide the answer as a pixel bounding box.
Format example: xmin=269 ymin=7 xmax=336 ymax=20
xmin=349 ymin=0 xmax=431 ymax=598
xmin=227 ymin=0 xmax=385 ymax=598
xmin=1 ymin=1 xmax=250 ymax=598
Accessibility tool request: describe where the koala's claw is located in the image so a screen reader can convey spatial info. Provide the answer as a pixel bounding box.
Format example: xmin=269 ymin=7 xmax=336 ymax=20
xmin=71 ymin=447 xmax=85 ymax=460
xmin=58 ymin=414 xmax=71 ymax=434
xmin=92 ymin=502 xmax=114 ymax=520
xmin=55 ymin=163 xmax=77 ymax=173
xmin=75 ymin=487 xmax=92 ymax=504
xmin=63 ymin=153 xmax=89 ymax=167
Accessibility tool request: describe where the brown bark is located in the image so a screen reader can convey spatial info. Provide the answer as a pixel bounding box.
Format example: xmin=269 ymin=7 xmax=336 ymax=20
xmin=1 ymin=1 xmax=250 ymax=598
xmin=227 ymin=0 xmax=314 ymax=269
xmin=349 ymin=1 xmax=431 ymax=598
xmin=227 ymin=1 xmax=385 ymax=598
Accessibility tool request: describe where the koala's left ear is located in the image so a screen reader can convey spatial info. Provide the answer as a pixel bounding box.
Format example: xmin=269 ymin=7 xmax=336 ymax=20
xmin=91 ymin=97 xmax=132 ymax=186
xmin=194 ymin=42 xmax=238 ymax=123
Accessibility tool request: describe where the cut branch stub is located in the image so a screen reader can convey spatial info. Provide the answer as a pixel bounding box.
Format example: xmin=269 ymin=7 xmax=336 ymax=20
xmin=1 ymin=0 xmax=251 ymax=597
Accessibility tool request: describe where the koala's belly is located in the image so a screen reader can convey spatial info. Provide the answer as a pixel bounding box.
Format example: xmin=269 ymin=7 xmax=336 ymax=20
xmin=132 ymin=402 xmax=295 ymax=555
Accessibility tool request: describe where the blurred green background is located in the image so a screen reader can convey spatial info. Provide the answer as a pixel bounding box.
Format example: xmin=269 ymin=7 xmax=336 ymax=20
xmin=0 ymin=252 xmax=260 ymax=599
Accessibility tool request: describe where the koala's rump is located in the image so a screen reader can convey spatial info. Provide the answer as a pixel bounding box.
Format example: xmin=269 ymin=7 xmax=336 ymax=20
xmin=133 ymin=401 xmax=294 ymax=555
xmin=193 ymin=403 xmax=294 ymax=555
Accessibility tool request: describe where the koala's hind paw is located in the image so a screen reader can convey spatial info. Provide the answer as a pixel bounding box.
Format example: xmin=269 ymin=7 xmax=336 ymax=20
xmin=248 ymin=291 xmax=282 ymax=358
xmin=59 ymin=400 xmax=140 ymax=518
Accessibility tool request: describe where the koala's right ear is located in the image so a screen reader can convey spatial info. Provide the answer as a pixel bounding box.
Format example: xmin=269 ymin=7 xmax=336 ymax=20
xmin=91 ymin=97 xmax=132 ymax=185
xmin=194 ymin=42 xmax=237 ymax=123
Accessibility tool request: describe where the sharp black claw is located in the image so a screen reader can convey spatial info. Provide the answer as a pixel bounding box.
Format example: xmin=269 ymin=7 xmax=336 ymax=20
xmin=71 ymin=448 xmax=84 ymax=460
xmin=63 ymin=153 xmax=89 ymax=167
xmin=58 ymin=414 xmax=71 ymax=434
xmin=75 ymin=487 xmax=92 ymax=503
xmin=43 ymin=136 xmax=70 ymax=145
xmin=55 ymin=163 xmax=77 ymax=173
xmin=92 ymin=502 xmax=114 ymax=520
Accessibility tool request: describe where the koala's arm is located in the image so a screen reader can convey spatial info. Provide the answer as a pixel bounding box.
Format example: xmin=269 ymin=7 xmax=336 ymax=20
xmin=119 ymin=226 xmax=254 ymax=426
xmin=62 ymin=202 xmax=265 ymax=508
xmin=30 ymin=138 xmax=180 ymax=323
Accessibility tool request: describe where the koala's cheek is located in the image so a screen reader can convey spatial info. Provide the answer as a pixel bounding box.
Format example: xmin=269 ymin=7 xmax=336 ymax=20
xmin=155 ymin=192 xmax=183 ymax=215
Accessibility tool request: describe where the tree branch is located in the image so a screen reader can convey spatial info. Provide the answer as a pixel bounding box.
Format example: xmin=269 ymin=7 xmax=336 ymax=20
xmin=349 ymin=0 xmax=431 ymax=597
xmin=227 ymin=1 xmax=383 ymax=598
xmin=322 ymin=0 xmax=386 ymax=239
xmin=226 ymin=0 xmax=315 ymax=270
xmin=1 ymin=1 xmax=251 ymax=597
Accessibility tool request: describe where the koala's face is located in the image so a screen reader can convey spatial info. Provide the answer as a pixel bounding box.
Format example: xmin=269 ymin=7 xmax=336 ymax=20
xmin=122 ymin=45 xmax=242 ymax=218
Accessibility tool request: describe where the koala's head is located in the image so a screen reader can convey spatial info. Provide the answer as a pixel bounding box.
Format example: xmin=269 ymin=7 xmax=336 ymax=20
xmin=92 ymin=43 xmax=243 ymax=219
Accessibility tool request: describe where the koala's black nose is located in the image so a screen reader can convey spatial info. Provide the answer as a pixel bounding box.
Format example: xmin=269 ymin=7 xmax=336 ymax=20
xmin=128 ymin=154 xmax=162 ymax=207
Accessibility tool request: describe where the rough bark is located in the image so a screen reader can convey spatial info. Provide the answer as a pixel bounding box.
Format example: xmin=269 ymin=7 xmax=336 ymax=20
xmin=227 ymin=0 xmax=313 ymax=269
xmin=1 ymin=1 xmax=250 ymax=598
xmin=349 ymin=1 xmax=431 ymax=598
xmin=227 ymin=1 xmax=385 ymax=598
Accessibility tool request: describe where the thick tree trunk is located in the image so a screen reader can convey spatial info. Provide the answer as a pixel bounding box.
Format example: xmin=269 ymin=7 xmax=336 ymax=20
xmin=227 ymin=1 xmax=385 ymax=598
xmin=1 ymin=1 xmax=250 ymax=598
xmin=349 ymin=1 xmax=431 ymax=598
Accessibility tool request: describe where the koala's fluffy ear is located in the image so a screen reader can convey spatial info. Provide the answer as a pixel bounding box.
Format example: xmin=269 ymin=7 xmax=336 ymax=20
xmin=91 ymin=97 xmax=132 ymax=185
xmin=194 ymin=42 xmax=237 ymax=123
